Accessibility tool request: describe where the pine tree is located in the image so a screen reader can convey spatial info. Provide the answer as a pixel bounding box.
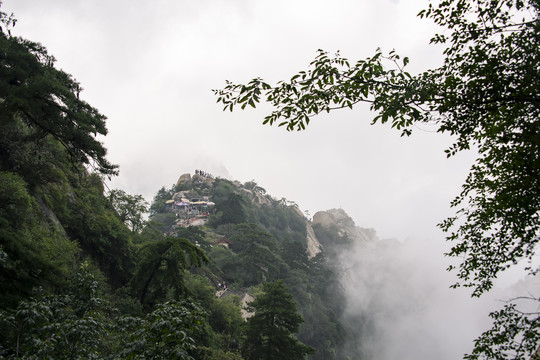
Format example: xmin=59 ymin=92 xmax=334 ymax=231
xmin=242 ymin=280 xmax=315 ymax=360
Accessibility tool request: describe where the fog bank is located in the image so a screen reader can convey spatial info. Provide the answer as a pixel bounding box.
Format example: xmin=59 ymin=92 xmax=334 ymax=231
xmin=336 ymin=233 xmax=530 ymax=360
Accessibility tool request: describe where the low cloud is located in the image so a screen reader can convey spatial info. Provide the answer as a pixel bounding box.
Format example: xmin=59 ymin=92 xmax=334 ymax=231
xmin=336 ymin=234 xmax=504 ymax=360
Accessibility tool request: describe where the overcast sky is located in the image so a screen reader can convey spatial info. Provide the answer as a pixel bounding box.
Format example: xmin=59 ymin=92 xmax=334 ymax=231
xmin=4 ymin=0 xmax=476 ymax=242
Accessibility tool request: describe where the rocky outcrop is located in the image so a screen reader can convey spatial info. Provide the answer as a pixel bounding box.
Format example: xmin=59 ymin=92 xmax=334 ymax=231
xmin=306 ymin=223 xmax=322 ymax=258
xmin=171 ymin=172 xmax=369 ymax=261
xmin=217 ymin=288 xmax=255 ymax=320
xmin=175 ymin=173 xmax=192 ymax=187
xmin=35 ymin=196 xmax=68 ymax=239
xmin=192 ymin=173 xmax=215 ymax=186
xmin=313 ymin=208 xmax=374 ymax=245
xmin=240 ymin=293 xmax=255 ymax=319
xmin=175 ymin=172 xmax=215 ymax=190
xmin=239 ymin=188 xmax=271 ymax=207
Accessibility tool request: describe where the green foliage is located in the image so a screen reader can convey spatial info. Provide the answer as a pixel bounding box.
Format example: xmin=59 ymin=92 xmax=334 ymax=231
xmin=0 ymin=19 xmax=117 ymax=177
xmin=254 ymin=203 xmax=307 ymax=244
xmin=281 ymin=241 xmax=352 ymax=360
xmin=0 ymin=264 xmax=211 ymax=360
xmin=0 ymin=262 xmax=109 ymax=359
xmin=49 ymin=173 xmax=134 ymax=288
xmin=206 ymin=245 xmax=241 ymax=285
xmin=131 ymin=237 xmax=208 ymax=308
xmin=242 ymin=280 xmax=315 ymax=360
xmin=0 ymin=158 xmax=358 ymax=360
xmin=108 ymin=189 xmax=148 ymax=233
xmin=149 ymin=212 xmax=178 ymax=233
xmin=175 ymin=226 xmax=207 ymax=246
xmin=312 ymin=223 xmax=352 ymax=257
xmin=184 ymin=274 xmax=244 ymax=352
xmin=244 ymin=180 xmax=266 ymax=195
xmin=133 ymin=219 xmax=165 ymax=244
xmin=201 ymin=181 xmax=353 ymax=358
xmin=0 ymin=263 xmax=211 ymax=360
xmin=211 ymin=179 xmax=236 ymax=204
xmin=423 ymin=0 xmax=540 ymax=298
xmin=279 ymin=240 xmax=310 ymax=272
xmin=149 ymin=186 xmax=175 ymax=215
xmin=228 ymin=223 xmax=284 ymax=286
xmin=116 ymin=300 xmax=206 ymax=360
xmin=212 ymin=192 xmax=247 ymax=226
xmin=215 ymin=50 xmax=415 ymax=133
xmin=197 ymin=347 xmax=244 ymax=360
xmin=0 ymin=110 xmax=73 ymax=189
xmin=206 ymin=223 xmax=284 ymax=287
xmin=464 ymin=296 xmax=540 ymax=360
xmin=0 ymin=171 xmax=77 ymax=307
xmin=0 ymin=171 xmax=35 ymax=227
xmin=209 ymin=296 xmax=244 ymax=344
xmin=0 ymin=20 xmax=133 ymax=290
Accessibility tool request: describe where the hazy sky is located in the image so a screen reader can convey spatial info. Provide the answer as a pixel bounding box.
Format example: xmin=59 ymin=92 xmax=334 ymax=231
xmin=4 ymin=0 xmax=476 ymax=242
xmin=339 ymin=233 xmax=540 ymax=360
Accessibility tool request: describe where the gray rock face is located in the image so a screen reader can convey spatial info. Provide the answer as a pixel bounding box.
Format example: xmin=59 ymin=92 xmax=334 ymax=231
xmin=312 ymin=208 xmax=374 ymax=245
xmin=175 ymin=173 xmax=192 ymax=187
xmin=306 ymin=223 xmax=322 ymax=259
xmin=36 ymin=196 xmax=68 ymax=239
xmin=239 ymin=188 xmax=271 ymax=207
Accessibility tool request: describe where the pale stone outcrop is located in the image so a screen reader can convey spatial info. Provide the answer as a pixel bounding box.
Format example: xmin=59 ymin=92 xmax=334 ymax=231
xmin=306 ymin=222 xmax=322 ymax=259
xmin=216 ymin=289 xmax=255 ymax=320
xmin=313 ymin=208 xmax=373 ymax=244
xmin=241 ymin=293 xmax=255 ymax=319
xmin=175 ymin=173 xmax=191 ymax=187
xmin=239 ymin=188 xmax=271 ymax=207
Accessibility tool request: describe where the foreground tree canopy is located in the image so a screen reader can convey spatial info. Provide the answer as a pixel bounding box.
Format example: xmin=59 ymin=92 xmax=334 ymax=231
xmin=242 ymin=280 xmax=315 ymax=360
xmin=0 ymin=9 xmax=117 ymax=178
xmin=215 ymin=0 xmax=540 ymax=359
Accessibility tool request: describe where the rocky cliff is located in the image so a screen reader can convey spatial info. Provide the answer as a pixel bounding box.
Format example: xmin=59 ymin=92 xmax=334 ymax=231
xmin=312 ymin=208 xmax=376 ymax=245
